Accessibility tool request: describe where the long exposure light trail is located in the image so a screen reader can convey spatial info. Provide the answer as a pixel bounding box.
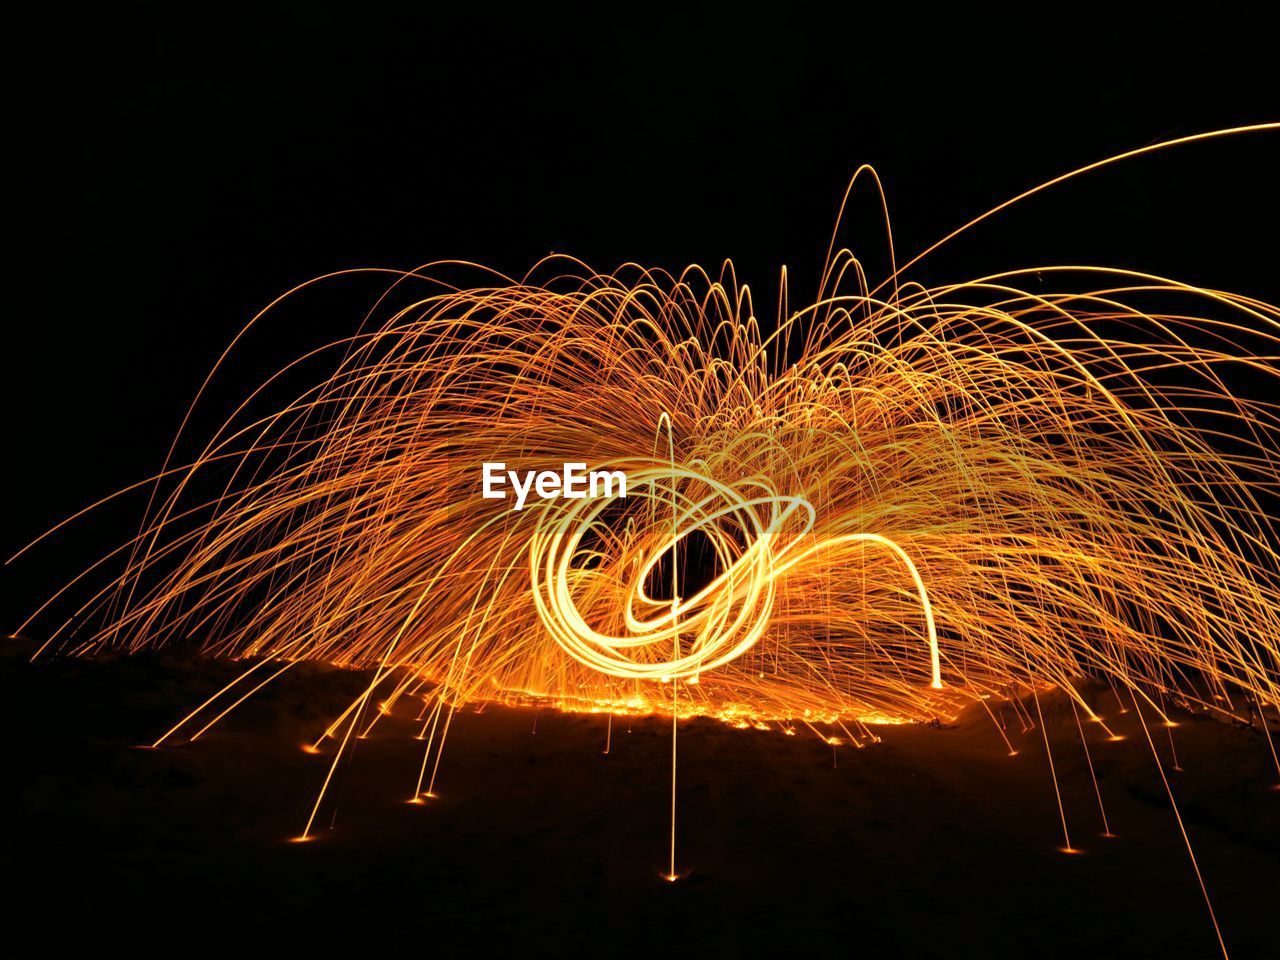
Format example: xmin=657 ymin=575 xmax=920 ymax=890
xmin=10 ymin=125 xmax=1279 ymax=956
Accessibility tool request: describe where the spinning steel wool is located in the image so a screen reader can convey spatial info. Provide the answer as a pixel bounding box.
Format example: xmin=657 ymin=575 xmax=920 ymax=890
xmin=12 ymin=127 xmax=1279 ymax=936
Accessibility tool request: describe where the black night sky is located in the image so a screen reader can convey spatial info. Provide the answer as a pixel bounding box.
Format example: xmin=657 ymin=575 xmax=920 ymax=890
xmin=8 ymin=4 xmax=1279 ymax=575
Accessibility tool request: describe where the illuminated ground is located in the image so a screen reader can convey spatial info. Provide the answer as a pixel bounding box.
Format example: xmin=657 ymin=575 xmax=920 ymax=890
xmin=6 ymin=638 xmax=1275 ymax=958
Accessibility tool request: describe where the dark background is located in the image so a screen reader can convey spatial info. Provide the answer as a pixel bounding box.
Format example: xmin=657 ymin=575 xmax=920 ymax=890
xmin=5 ymin=2 xmax=1279 ymax=607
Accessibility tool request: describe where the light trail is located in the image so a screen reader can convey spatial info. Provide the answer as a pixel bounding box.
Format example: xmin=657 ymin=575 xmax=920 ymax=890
xmin=11 ymin=126 xmax=1280 ymax=954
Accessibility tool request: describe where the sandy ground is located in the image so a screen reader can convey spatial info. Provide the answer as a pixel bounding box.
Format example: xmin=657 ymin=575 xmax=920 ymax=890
xmin=4 ymin=637 xmax=1276 ymax=958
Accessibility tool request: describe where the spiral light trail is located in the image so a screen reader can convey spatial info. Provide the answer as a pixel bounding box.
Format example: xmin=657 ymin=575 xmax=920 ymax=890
xmin=12 ymin=126 xmax=1279 ymax=945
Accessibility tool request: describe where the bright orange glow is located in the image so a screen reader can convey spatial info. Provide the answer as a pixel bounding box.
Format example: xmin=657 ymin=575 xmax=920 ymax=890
xmin=11 ymin=127 xmax=1280 ymax=937
xmin=27 ymin=243 xmax=1280 ymax=734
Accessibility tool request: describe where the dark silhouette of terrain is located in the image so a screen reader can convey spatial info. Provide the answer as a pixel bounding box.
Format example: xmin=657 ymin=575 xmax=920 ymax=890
xmin=5 ymin=638 xmax=1276 ymax=958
